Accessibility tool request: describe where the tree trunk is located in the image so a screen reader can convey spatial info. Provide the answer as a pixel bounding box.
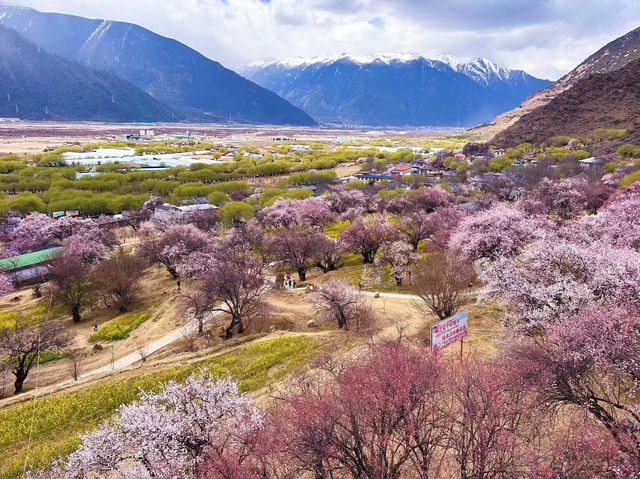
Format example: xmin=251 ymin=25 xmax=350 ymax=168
xmin=225 ymin=316 xmax=243 ymax=339
xmin=13 ymin=370 xmax=27 ymax=394
xmin=167 ymin=266 xmax=179 ymax=280
xmin=224 ymin=325 xmax=234 ymax=339
xmin=297 ymin=267 xmax=307 ymax=282
xmin=198 ymin=317 xmax=204 ymax=335
xmin=71 ymin=304 xmax=81 ymax=323
xmin=337 ymin=312 xmax=348 ymax=330
xmin=363 ymin=251 xmax=374 ymax=264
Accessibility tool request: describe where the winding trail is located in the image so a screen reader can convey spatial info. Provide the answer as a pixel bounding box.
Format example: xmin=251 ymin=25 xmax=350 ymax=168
xmin=82 ymin=288 xmax=423 ymax=378
xmin=82 ymin=310 xmax=225 ymax=378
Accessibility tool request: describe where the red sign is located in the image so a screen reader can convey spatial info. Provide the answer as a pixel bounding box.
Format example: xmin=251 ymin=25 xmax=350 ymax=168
xmin=431 ymin=311 xmax=468 ymax=352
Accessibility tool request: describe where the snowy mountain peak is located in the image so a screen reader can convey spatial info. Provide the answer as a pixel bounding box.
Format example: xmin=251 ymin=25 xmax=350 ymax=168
xmin=248 ymin=53 xmax=518 ymax=85
xmin=436 ymin=55 xmax=512 ymax=84
xmin=248 ymin=52 xmax=425 ymax=69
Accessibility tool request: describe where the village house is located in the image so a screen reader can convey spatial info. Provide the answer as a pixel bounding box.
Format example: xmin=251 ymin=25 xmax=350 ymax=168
xmin=579 ymin=157 xmax=605 ymax=169
xmin=355 ymin=173 xmax=393 ymax=182
xmin=389 ymin=163 xmax=413 ymax=176
xmin=0 ymin=247 xmax=64 ymax=287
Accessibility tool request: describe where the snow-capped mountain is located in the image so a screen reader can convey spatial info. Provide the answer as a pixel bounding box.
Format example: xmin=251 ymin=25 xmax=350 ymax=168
xmin=436 ymin=55 xmax=514 ymax=85
xmin=245 ymin=54 xmax=551 ymax=126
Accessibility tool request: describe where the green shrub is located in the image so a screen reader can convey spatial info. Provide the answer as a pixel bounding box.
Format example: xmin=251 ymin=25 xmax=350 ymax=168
xmin=378 ymin=188 xmax=406 ymax=201
xmin=488 ymin=156 xmax=513 ymax=172
xmin=604 ymin=162 xmax=622 ymax=173
xmin=548 ymin=135 xmax=572 ymax=147
xmin=218 ymin=201 xmax=254 ymax=225
xmin=620 ymin=171 xmax=640 ymax=188
xmin=38 ymin=351 xmax=69 ymax=365
xmin=617 ymin=144 xmax=640 ymax=158
xmin=206 ymin=190 xmax=230 ymax=206
xmin=260 ymin=188 xmax=312 ymax=206
xmin=590 ymin=128 xmax=627 ymax=141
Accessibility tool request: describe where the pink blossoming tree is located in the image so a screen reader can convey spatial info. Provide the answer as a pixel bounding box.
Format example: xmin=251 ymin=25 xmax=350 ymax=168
xmin=507 ymin=306 xmax=640 ymax=471
xmin=267 ymin=228 xmax=324 ymax=281
xmin=9 ymin=213 xmax=53 ymax=253
xmin=374 ymin=240 xmax=420 ymax=286
xmin=449 ymin=203 xmax=544 ymax=263
xmin=44 ymin=375 xmax=262 ymax=478
xmin=140 ymin=224 xmax=210 ymax=280
xmin=339 ymin=214 xmax=395 ymax=264
xmin=482 ymin=237 xmax=640 ymax=331
xmin=310 ymin=279 xmax=374 ymax=331
xmin=0 ymin=273 xmax=14 ymax=298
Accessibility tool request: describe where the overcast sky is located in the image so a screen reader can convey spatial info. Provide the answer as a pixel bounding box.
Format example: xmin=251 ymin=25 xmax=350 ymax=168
xmin=11 ymin=0 xmax=640 ymax=80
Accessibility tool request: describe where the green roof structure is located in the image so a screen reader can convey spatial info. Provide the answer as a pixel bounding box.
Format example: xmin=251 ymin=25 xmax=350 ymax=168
xmin=0 ymin=247 xmax=64 ymax=272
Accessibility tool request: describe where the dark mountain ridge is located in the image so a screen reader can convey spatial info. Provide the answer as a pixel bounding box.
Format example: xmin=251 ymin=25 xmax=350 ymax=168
xmin=0 ymin=23 xmax=174 ymax=122
xmin=493 ymin=57 xmax=640 ymax=147
xmin=0 ymin=4 xmax=316 ymax=125
xmin=475 ymin=25 xmax=640 ymax=139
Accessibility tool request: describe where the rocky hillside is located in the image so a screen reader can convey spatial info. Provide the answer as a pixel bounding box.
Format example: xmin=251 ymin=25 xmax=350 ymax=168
xmin=245 ymin=54 xmax=550 ymax=127
xmin=0 ymin=24 xmax=175 ymax=122
xmin=0 ymin=4 xmax=316 ymax=125
xmin=474 ymin=26 xmax=640 ymax=139
xmin=492 ymin=57 xmax=640 ymax=147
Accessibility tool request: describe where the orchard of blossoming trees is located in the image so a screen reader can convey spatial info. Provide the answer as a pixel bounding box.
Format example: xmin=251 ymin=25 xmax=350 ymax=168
xmin=2 ymin=164 xmax=640 ymax=476
xmin=34 ymin=342 xmax=639 ymax=478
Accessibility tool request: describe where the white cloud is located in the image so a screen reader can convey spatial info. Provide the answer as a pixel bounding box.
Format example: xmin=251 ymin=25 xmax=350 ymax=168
xmin=10 ymin=0 xmax=640 ymax=79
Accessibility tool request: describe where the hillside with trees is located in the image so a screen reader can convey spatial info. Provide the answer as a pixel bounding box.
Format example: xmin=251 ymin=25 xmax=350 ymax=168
xmin=474 ymin=25 xmax=640 ymax=139
xmin=0 ymin=134 xmax=638 ymax=477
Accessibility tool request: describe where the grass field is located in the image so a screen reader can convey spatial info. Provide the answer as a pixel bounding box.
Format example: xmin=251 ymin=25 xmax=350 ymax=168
xmin=89 ymin=310 xmax=152 ymax=342
xmin=323 ymin=219 xmax=351 ymax=239
xmin=0 ymin=335 xmax=319 ymax=478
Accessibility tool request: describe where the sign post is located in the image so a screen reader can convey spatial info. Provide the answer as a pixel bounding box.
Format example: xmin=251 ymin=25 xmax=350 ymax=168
xmin=430 ymin=311 xmax=468 ymax=361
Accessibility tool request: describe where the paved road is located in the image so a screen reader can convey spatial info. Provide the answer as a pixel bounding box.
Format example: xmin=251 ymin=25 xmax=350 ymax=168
xmin=82 ymin=309 xmax=224 ymax=378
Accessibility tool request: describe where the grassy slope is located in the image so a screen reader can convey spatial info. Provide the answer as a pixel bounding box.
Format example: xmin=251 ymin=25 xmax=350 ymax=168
xmin=0 ymin=335 xmax=319 ymax=478
xmin=89 ymin=310 xmax=152 ymax=342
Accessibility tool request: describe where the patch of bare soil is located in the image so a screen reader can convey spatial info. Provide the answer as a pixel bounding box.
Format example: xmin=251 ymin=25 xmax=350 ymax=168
xmin=0 ymin=266 xmax=187 ymax=396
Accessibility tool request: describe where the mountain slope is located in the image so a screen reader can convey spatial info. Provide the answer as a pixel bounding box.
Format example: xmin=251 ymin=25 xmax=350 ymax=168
xmin=0 ymin=24 xmax=175 ymax=121
xmin=475 ymin=26 xmax=640 ymax=139
xmin=245 ymin=54 xmax=551 ymax=127
xmin=492 ymin=57 xmax=640 ymax=147
xmin=0 ymin=4 xmax=315 ymax=125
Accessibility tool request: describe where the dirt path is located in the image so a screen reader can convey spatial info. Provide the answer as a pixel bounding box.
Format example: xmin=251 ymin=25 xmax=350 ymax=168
xmin=81 ymin=310 xmax=225 ymax=379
